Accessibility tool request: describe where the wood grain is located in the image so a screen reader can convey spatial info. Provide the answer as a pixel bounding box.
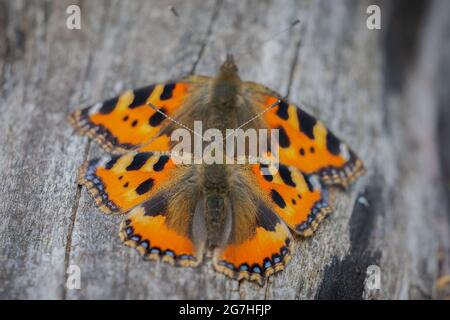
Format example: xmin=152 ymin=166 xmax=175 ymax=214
xmin=0 ymin=0 xmax=449 ymax=299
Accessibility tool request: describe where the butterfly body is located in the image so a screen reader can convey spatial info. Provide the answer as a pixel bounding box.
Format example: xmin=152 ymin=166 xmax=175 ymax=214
xmin=202 ymin=164 xmax=231 ymax=248
xmin=69 ymin=54 xmax=365 ymax=284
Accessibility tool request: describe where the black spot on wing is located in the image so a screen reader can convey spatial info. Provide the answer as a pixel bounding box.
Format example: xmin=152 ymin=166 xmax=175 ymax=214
xmin=271 ymin=189 xmax=286 ymax=209
xmin=260 ymin=163 xmax=273 ymax=182
xmin=296 ymin=108 xmax=316 ymax=139
xmin=276 ymin=101 xmax=289 ymax=120
xmin=153 ymin=155 xmax=170 ymax=172
xmin=136 ymin=178 xmax=154 ymax=195
xmin=143 ymin=193 xmax=167 ymax=216
xmin=99 ymin=97 xmax=119 ymax=114
xmin=104 ymin=156 xmax=120 ymax=169
xmin=256 ymin=202 xmax=278 ymax=232
xmin=129 ymin=86 xmax=154 ymax=109
xmin=126 ymin=153 xmax=152 ymax=171
xmin=160 ymin=83 xmax=176 ymax=100
xmin=278 ymin=165 xmax=296 ymax=187
xmin=326 ymin=131 xmax=341 ymax=155
xmin=81 ymin=107 xmax=89 ymax=118
xmin=149 ymin=107 xmax=167 ymax=127
xmin=304 ymin=175 xmax=314 ymax=192
xmin=278 ymin=126 xmax=290 ymax=148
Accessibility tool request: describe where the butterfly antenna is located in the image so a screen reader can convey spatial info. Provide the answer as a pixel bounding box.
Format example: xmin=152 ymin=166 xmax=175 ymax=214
xmin=168 ymin=5 xmax=204 ymax=43
xmin=232 ymin=19 xmax=301 ymax=60
xmin=146 ymin=101 xmax=205 ymax=141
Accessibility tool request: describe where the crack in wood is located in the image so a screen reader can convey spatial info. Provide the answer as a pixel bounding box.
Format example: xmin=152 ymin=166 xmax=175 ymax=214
xmin=190 ymin=0 xmax=223 ymax=74
xmin=285 ymin=25 xmax=304 ymax=97
xmin=2 ymin=0 xmax=449 ymax=300
xmin=62 ymin=140 xmax=91 ymax=300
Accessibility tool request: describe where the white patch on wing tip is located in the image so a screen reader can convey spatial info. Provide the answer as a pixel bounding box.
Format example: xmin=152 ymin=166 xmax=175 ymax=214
xmin=340 ymin=143 xmax=350 ymax=161
xmin=98 ymin=157 xmax=110 ymax=167
xmin=89 ymin=102 xmax=103 ymax=115
xmin=308 ymin=175 xmax=321 ymax=191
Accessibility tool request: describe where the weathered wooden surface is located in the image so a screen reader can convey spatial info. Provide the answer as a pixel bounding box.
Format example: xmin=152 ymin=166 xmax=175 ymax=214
xmin=1 ymin=0 xmax=449 ymax=299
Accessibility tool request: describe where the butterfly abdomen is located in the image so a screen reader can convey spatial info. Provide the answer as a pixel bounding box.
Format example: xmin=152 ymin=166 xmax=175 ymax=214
xmin=204 ymin=194 xmax=227 ymax=248
xmin=202 ymin=164 xmax=232 ymax=248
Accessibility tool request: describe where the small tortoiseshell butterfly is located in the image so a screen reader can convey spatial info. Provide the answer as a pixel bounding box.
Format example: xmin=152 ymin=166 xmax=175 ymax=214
xmin=69 ymin=54 xmax=364 ymax=285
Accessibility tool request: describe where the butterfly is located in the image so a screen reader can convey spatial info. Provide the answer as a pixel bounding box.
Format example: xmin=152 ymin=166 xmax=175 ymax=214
xmin=69 ymin=54 xmax=364 ymax=285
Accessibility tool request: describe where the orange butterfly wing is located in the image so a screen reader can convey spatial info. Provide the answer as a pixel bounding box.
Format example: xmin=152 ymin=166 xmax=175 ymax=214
xmin=80 ymin=150 xmax=204 ymax=265
xmin=78 ymin=152 xmax=177 ymax=214
xmin=213 ymin=200 xmax=293 ymax=285
xmin=251 ymin=162 xmax=334 ymax=236
xmin=69 ymin=76 xmax=209 ymax=153
xmin=245 ymin=83 xmax=365 ymax=187
xmin=119 ymin=192 xmax=203 ymax=267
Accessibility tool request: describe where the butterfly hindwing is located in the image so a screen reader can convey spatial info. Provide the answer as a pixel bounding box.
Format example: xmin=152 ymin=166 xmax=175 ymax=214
xmin=69 ymin=76 xmax=209 ymax=153
xmin=244 ymin=83 xmax=365 ymax=187
xmin=213 ymin=199 xmax=293 ymax=285
xmin=78 ymin=151 xmax=177 ymax=214
xmin=119 ymin=191 xmax=204 ymax=267
xmin=211 ymin=167 xmax=294 ymax=285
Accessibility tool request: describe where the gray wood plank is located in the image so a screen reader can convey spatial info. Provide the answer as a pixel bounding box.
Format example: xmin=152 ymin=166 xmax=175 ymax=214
xmin=1 ymin=0 xmax=449 ymax=299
